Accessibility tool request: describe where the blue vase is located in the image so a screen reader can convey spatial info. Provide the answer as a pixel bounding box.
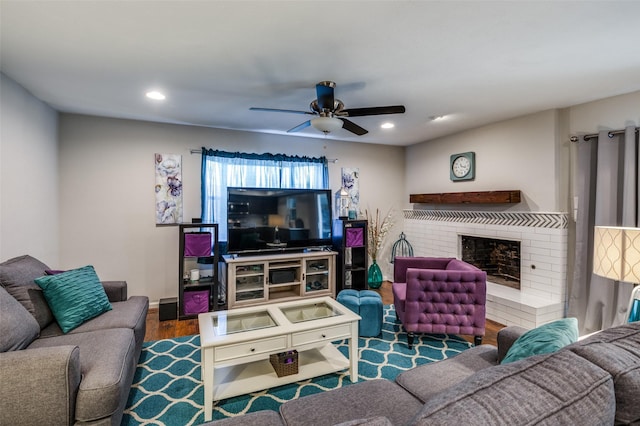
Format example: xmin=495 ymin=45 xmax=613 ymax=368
xmin=368 ymin=260 xmax=383 ymax=289
xmin=629 ymin=298 xmax=640 ymax=323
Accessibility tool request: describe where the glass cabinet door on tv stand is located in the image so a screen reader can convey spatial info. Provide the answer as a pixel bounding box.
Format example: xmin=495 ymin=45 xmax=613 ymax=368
xmin=178 ymin=223 xmax=221 ymax=320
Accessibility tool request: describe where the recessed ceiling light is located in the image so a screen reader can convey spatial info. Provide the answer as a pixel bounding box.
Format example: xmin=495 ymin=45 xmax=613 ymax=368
xmin=146 ymin=91 xmax=166 ymax=100
xmin=381 ymin=122 xmax=395 ymax=129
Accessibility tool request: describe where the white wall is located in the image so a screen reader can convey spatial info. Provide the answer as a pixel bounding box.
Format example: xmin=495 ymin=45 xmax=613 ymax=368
xmin=405 ymin=109 xmax=566 ymax=212
xmin=0 ymin=73 xmax=59 ymax=264
xmin=403 ymin=91 xmax=640 ymax=216
xmin=568 ymin=91 xmax=640 ymax=133
xmin=57 ymin=114 xmax=405 ymax=303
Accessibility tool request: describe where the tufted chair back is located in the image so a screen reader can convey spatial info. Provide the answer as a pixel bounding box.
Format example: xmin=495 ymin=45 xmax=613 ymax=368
xmin=392 ymin=257 xmax=487 ymax=348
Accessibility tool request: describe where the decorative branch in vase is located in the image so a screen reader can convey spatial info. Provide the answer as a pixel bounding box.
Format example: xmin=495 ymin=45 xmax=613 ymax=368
xmin=365 ymin=208 xmax=393 ymax=289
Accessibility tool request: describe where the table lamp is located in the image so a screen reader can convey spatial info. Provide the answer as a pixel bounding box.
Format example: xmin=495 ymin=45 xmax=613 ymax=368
xmin=593 ymin=226 xmax=640 ymax=323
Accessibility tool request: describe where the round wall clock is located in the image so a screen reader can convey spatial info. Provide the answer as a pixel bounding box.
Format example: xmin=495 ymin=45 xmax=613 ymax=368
xmin=450 ymin=152 xmax=475 ymax=181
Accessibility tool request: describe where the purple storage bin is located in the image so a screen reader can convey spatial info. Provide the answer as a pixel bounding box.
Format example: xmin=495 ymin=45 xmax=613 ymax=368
xmin=183 ymin=289 xmax=210 ymax=315
xmin=184 ymin=232 xmax=212 ymax=257
xmin=346 ymin=227 xmax=364 ymax=247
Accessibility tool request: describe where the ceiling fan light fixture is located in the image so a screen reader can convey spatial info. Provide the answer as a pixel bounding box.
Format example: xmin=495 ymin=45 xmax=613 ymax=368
xmin=311 ymin=116 xmax=343 ymax=134
xmin=381 ymin=122 xmax=395 ymax=129
xmin=250 ymin=81 xmax=406 ymax=136
xmin=146 ymin=90 xmax=166 ymax=100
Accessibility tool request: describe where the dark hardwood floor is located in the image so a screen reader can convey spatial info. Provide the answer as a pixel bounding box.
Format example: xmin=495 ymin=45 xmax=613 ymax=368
xmin=145 ymin=281 xmax=505 ymax=346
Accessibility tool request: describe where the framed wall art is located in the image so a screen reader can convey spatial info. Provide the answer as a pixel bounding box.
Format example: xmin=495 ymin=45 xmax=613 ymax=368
xmin=341 ymin=167 xmax=359 ymax=216
xmin=155 ymin=153 xmax=183 ymax=224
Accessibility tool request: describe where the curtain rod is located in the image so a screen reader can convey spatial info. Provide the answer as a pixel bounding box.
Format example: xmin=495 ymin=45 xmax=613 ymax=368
xmin=570 ymin=126 xmax=639 ymax=142
xmin=189 ymin=149 xmax=338 ymax=163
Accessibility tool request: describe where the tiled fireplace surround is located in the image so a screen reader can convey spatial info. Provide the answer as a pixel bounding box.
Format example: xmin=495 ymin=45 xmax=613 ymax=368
xmin=403 ymin=210 xmax=568 ymax=329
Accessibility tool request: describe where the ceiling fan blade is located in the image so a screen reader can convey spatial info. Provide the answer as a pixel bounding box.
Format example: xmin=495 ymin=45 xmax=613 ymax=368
xmin=342 ymin=105 xmax=406 ymax=117
xmin=287 ymin=120 xmax=312 ymax=133
xmin=250 ymin=107 xmax=313 ymax=115
xmin=316 ymin=82 xmax=335 ymax=111
xmin=339 ymin=118 xmax=368 ymax=136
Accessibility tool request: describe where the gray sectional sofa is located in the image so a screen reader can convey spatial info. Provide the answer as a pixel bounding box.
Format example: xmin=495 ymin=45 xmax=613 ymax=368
xmin=206 ymin=321 xmax=640 ymax=425
xmin=0 ymin=255 xmax=149 ymax=426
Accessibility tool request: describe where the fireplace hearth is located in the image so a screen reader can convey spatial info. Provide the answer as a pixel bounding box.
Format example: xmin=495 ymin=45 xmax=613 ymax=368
xmin=461 ymin=235 xmax=521 ymax=290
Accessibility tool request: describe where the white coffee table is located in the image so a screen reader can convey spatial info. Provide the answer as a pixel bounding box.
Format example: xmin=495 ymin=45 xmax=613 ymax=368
xmin=198 ymin=296 xmax=361 ymax=421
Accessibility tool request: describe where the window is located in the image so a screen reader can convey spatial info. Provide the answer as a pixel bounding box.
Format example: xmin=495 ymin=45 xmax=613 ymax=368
xmin=200 ymin=149 xmax=329 ymax=242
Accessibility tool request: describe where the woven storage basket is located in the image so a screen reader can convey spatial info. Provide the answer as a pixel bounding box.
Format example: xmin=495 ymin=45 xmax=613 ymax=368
xmin=269 ymin=351 xmax=298 ymax=377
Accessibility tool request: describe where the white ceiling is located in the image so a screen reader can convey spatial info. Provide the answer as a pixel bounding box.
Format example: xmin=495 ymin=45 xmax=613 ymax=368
xmin=1 ymin=1 xmax=639 ymax=146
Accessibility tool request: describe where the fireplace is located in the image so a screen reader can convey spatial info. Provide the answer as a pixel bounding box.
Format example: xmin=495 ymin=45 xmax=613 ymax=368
xmin=403 ymin=210 xmax=568 ymax=328
xmin=461 ymin=235 xmax=521 ymax=290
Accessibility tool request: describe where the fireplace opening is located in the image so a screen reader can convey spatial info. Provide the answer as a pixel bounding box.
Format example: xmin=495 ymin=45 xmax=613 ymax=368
xmin=461 ymin=235 xmax=521 ymax=290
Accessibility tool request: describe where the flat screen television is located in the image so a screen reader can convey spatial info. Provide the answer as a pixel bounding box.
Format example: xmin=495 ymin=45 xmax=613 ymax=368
xmin=226 ymin=187 xmax=333 ymax=255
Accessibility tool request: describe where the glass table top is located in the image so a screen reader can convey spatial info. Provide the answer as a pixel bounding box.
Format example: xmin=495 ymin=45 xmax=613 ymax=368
xmin=281 ymin=301 xmax=343 ymax=323
xmin=213 ymin=310 xmax=277 ymax=335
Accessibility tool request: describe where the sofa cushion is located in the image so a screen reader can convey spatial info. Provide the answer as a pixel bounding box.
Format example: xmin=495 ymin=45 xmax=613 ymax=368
xmin=409 ymin=350 xmax=615 ymax=425
xmin=35 ymin=265 xmax=112 ymax=333
xmin=27 ymin=327 xmax=137 ymax=422
xmin=568 ymin=322 xmax=640 ymax=424
xmin=280 ymin=379 xmax=422 ymax=426
xmin=0 ymin=285 xmax=40 ymax=351
xmin=0 ymin=254 xmax=54 ymax=329
xmin=501 ymin=317 xmax=578 ymax=364
xmin=335 ymin=416 xmax=393 ymax=426
xmin=396 ymin=344 xmax=498 ymax=402
xmin=199 ymin=410 xmax=284 ymax=426
xmin=40 ymin=296 xmax=149 ymax=347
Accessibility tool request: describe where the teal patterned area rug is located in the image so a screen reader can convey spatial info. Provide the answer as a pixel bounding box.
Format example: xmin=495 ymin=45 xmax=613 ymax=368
xmin=122 ymin=305 xmax=471 ymax=425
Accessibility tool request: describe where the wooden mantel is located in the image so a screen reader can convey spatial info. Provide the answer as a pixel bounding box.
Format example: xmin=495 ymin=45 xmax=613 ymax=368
xmin=410 ymin=190 xmax=521 ymax=204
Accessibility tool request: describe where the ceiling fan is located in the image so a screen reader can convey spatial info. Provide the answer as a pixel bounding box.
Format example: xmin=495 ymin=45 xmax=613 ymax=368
xmin=250 ymin=81 xmax=405 ymax=136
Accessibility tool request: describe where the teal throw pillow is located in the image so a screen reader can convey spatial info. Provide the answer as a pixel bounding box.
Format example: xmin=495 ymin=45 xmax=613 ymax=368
xmin=34 ymin=265 xmax=112 ymax=333
xmin=501 ymin=317 xmax=579 ymax=364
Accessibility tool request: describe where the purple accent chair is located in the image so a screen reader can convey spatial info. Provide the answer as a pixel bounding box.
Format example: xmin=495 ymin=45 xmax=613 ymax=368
xmin=392 ymin=257 xmax=487 ymax=349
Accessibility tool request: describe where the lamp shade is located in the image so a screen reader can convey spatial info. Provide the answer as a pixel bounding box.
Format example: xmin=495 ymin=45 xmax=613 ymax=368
xmin=311 ymin=117 xmax=343 ymax=134
xmin=593 ymin=226 xmax=640 ymax=283
xmin=268 ymin=214 xmax=284 ymax=227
